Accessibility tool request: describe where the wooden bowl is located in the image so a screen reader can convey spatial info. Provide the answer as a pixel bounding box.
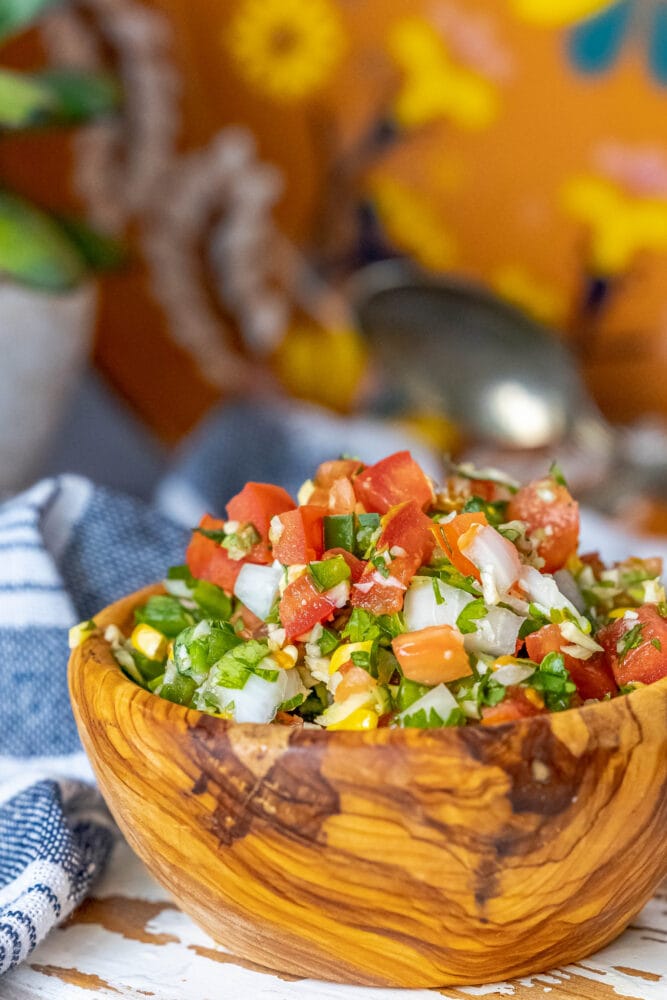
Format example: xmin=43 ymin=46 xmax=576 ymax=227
xmin=69 ymin=585 xmax=667 ymax=988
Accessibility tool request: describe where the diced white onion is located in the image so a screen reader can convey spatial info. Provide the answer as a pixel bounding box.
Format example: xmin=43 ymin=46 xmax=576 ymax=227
xmin=553 ymin=570 xmax=586 ymax=613
xmin=396 ymin=683 xmax=458 ymax=726
xmin=462 ymin=526 xmax=521 ymax=600
xmin=518 ymin=565 xmax=586 ymax=627
xmin=491 ymin=662 xmax=535 ymax=686
xmin=192 ymin=619 xmax=212 ymax=639
xmin=464 ymin=607 xmax=525 ymax=657
xmin=234 ymin=563 xmax=283 ymax=621
xmin=164 ymin=577 xmax=194 ymax=599
xmin=204 ymin=667 xmax=307 ymax=724
xmin=404 ymin=577 xmax=473 ymax=631
xmin=324 ymin=580 xmax=350 ymax=609
xmin=559 ymin=621 xmax=603 ymax=652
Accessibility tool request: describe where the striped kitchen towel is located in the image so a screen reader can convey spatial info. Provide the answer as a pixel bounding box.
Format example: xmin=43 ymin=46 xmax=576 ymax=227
xmin=0 ymin=476 xmax=188 ymax=975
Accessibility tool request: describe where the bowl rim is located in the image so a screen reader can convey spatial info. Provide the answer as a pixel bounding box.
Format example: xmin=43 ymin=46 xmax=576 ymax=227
xmin=71 ymin=582 xmax=667 ymax=747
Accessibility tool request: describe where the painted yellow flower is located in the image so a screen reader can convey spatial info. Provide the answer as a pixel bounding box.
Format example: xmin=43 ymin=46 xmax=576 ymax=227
xmin=273 ymin=324 xmax=367 ymax=412
xmin=370 ymin=177 xmax=457 ymax=270
xmin=227 ymin=0 xmax=344 ymax=102
xmin=510 ymin=0 xmax=615 ymax=27
xmin=492 ymin=265 xmax=566 ymax=325
xmin=561 ymin=175 xmax=667 ymax=274
xmin=388 ymin=17 xmax=498 ymax=131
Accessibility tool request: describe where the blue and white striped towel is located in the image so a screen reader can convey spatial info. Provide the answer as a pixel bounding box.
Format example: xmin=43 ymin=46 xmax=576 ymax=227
xmin=0 ymin=475 xmax=188 ymax=976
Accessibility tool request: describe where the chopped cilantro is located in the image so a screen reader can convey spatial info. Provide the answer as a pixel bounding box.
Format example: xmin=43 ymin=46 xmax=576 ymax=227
xmin=617 ymin=622 xmax=644 ymax=660
xmin=549 ymin=461 xmax=568 ymax=488
xmin=371 ymin=553 xmax=391 ymax=579
xmin=318 ymin=627 xmax=340 ymax=656
xmin=350 ymin=650 xmax=372 ymax=670
xmin=651 ymin=637 xmax=662 ymax=652
xmin=432 ymin=577 xmax=445 ymax=605
xmin=355 ymin=513 xmax=381 ymax=558
xmin=342 ymin=608 xmax=381 ymax=643
xmin=456 ymin=598 xmax=488 ymax=635
xmin=529 ymin=652 xmax=576 ymax=712
xmin=462 ymin=495 xmax=508 ymax=527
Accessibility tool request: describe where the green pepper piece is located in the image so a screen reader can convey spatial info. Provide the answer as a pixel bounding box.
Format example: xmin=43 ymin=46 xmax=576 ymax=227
xmin=323 ymin=514 xmax=355 ymax=553
xmin=309 ymin=554 xmax=351 ymax=591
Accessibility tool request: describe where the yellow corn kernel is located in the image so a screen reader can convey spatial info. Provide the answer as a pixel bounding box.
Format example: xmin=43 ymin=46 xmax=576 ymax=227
xmin=524 ymin=687 xmax=545 ymax=710
xmin=608 ymin=607 xmax=635 ymax=619
xmin=68 ymin=619 xmax=97 ymax=650
xmin=131 ymin=623 xmax=168 ymax=661
xmin=329 ymin=640 xmax=374 ymax=675
xmin=327 ymin=708 xmax=379 ymax=731
xmin=493 ymin=654 xmax=524 ymax=669
xmin=273 ymin=645 xmax=298 ymax=670
xmin=566 ymin=553 xmax=584 ymax=575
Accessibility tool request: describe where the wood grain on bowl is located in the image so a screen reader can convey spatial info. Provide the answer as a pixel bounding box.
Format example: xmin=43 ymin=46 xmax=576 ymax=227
xmin=68 ymin=585 xmax=667 ymax=988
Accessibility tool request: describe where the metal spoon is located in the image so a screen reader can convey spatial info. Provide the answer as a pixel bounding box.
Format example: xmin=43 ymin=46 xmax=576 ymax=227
xmin=349 ymin=259 xmax=661 ymax=510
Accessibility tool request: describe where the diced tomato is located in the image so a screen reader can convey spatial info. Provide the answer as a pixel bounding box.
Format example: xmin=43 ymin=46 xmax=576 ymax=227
xmin=525 ymin=624 xmax=617 ymax=701
xmin=481 ymin=687 xmax=545 ymax=726
xmin=227 ymin=482 xmax=295 ymax=560
xmin=392 ymin=625 xmax=472 ymax=685
xmin=352 ymin=451 xmax=433 ymax=514
xmin=596 ymin=605 xmax=667 ymax=687
xmin=506 ymin=476 xmax=579 ymax=573
xmin=272 ymin=505 xmax=325 ymax=565
xmin=186 ymin=514 xmax=246 ymax=593
xmin=279 ymin=573 xmax=337 ymax=641
xmin=432 ymin=512 xmax=488 ymax=581
xmin=314 ymin=459 xmax=365 ymax=488
xmin=328 ymin=477 xmax=358 ymax=514
xmin=334 ymin=666 xmax=377 ymax=703
xmin=351 ymin=501 xmax=435 ymax=614
xmin=322 ymin=547 xmax=366 ymax=582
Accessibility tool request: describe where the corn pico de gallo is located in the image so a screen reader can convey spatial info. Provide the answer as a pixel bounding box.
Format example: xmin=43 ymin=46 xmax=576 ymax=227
xmin=75 ymin=451 xmax=667 ymax=730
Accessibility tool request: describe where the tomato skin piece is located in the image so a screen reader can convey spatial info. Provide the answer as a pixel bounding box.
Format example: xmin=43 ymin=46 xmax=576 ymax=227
xmin=279 ymin=573 xmax=337 ymax=641
xmin=227 ymin=482 xmax=295 ymax=560
xmin=506 ymin=476 xmax=579 ymax=573
xmin=321 ymin=547 xmax=366 ymax=582
xmin=314 ymin=459 xmax=365 ymax=488
xmin=272 ymin=506 xmax=325 ymax=565
xmin=525 ymin=624 xmax=617 ymax=701
xmin=432 ymin=511 xmax=488 ymax=581
xmin=352 ymin=451 xmax=433 ymax=514
xmin=392 ymin=625 xmax=472 ymax=685
xmin=351 ymin=501 xmax=435 ymax=614
xmin=186 ymin=514 xmax=246 ymax=592
xmin=596 ymin=605 xmax=667 ymax=687
xmin=481 ymin=687 xmax=544 ymax=726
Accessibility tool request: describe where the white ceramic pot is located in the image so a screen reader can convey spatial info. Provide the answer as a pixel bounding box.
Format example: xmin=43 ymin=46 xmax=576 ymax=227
xmin=0 ymin=282 xmax=96 ymax=494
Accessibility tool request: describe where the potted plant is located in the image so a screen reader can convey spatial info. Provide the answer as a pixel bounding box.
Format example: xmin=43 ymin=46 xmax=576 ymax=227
xmin=0 ymin=0 xmax=122 ymax=493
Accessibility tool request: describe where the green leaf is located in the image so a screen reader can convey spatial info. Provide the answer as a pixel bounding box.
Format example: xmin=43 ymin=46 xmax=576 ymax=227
xmin=396 ymin=677 xmax=430 ymax=712
xmin=432 ymin=577 xmax=445 ymax=605
xmin=0 ymin=70 xmax=55 ymax=128
xmin=192 ymin=580 xmax=232 ymax=620
xmin=618 ymin=622 xmax=644 ymax=661
xmin=651 ymin=637 xmax=662 ymax=652
xmin=0 ymin=190 xmax=89 ymax=290
xmin=370 ymin=553 xmax=391 ymax=579
xmin=549 ymin=461 xmax=568 ymax=488
xmin=377 ymin=612 xmax=406 ymax=640
xmin=0 ymin=0 xmax=61 ymax=43
xmin=30 ymin=69 xmax=120 ymax=125
xmin=135 ymin=595 xmax=194 ymax=638
xmin=318 ymin=627 xmax=340 ymax=656
xmin=159 ymin=673 xmax=196 ymax=706
xmin=456 ymin=598 xmax=488 ymax=635
xmin=350 ymin=650 xmax=372 ymax=670
xmin=529 ymin=651 xmax=576 ymax=712
xmin=342 ymin=608 xmax=381 ymax=644
xmin=52 ymin=215 xmax=125 ymax=272
xmin=461 ymin=496 xmax=508 ymax=527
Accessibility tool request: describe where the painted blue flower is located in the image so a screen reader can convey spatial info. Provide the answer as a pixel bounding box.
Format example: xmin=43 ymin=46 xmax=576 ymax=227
xmin=569 ymin=0 xmax=667 ymax=84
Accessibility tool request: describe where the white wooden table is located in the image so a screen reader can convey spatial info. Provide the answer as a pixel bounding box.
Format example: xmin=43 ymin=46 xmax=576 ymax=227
xmin=0 ymin=838 xmax=665 ymax=1000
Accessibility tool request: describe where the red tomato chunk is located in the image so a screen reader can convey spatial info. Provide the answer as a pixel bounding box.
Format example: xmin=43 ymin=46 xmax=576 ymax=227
xmin=507 ymin=476 xmax=579 ymax=573
xmin=596 ymin=606 xmax=667 ymax=687
xmin=272 ymin=506 xmax=325 ymax=565
xmin=525 ymin=624 xmax=617 ymax=701
xmin=279 ymin=573 xmax=338 ymax=641
xmin=353 ymin=451 xmax=433 ymax=514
